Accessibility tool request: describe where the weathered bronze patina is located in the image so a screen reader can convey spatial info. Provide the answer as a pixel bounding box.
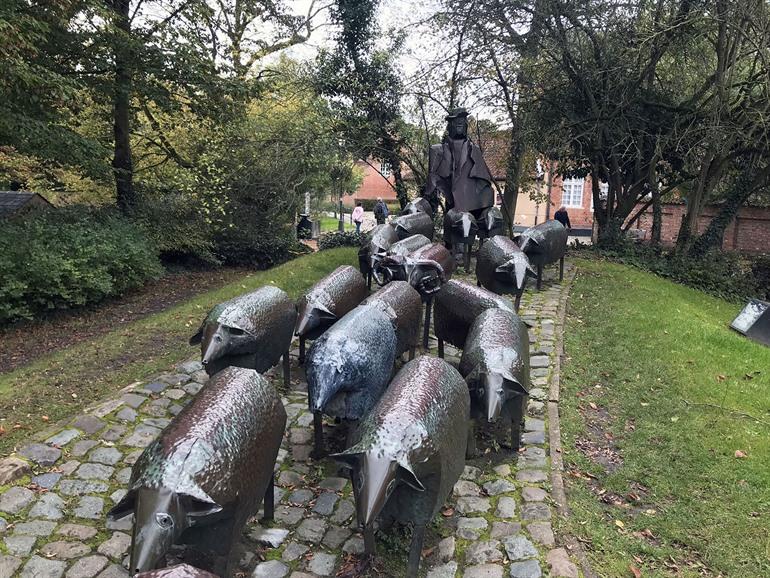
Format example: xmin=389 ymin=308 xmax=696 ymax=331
xmin=363 ymin=281 xmax=422 ymax=359
xmin=443 ymin=208 xmax=479 ymax=272
xmin=459 ymin=308 xmax=530 ymax=455
xmin=403 ymin=242 xmax=455 ymax=298
xmin=426 ymin=108 xmax=495 ymax=213
xmin=359 ymin=224 xmax=399 ymax=289
xmin=305 ymin=305 xmax=397 ymax=456
xmin=516 ymin=220 xmax=568 ymax=289
xmin=400 ymin=197 xmax=434 ymax=217
xmin=296 ymin=265 xmax=369 ymax=363
xmin=475 ymin=236 xmax=536 ymax=311
xmin=433 ymin=279 xmax=515 ymax=355
xmin=137 ymin=564 xmax=219 ymax=577
xmin=332 ymin=356 xmax=469 ymax=578
xmin=391 ymin=212 xmax=434 ymax=241
xmin=372 ymin=234 xmax=432 ymax=286
xmin=477 ymin=206 xmax=505 ymax=242
xmin=107 ymin=368 xmax=286 ymax=576
xmin=189 ymin=286 xmax=296 ymax=384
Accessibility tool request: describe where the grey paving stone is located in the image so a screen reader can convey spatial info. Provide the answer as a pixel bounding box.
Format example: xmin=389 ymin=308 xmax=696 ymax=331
xmin=317 ymin=477 xmax=347 ymax=492
xmin=455 ymin=497 xmax=491 ymax=514
xmin=288 ymin=489 xmax=314 ymax=505
xmin=502 ymin=535 xmax=538 ymax=561
xmin=307 ymin=552 xmax=335 ymax=576
xmin=527 ymin=522 xmax=555 ymax=547
xmin=120 ymin=393 xmax=147 ymax=408
xmin=524 ymin=418 xmax=545 ymax=432
xmin=40 ymin=541 xmax=92 ymax=559
xmin=520 ymin=503 xmax=551 ymax=520
xmin=76 ymin=463 xmax=114 ymax=481
xmin=46 ymin=429 xmax=81 ymax=447
xmin=492 ymin=464 xmax=511 ymax=477
xmin=463 ymin=564 xmax=504 ymax=578
xmin=20 ymin=556 xmax=66 ymax=578
xmin=509 ymin=560 xmax=542 ymax=578
xmin=282 ymin=542 xmax=309 ymax=562
xmin=144 ymin=381 xmax=169 ymax=394
xmin=528 ymin=389 xmax=546 ymax=402
xmin=252 ymin=560 xmax=289 ymax=578
xmin=97 ymin=532 xmax=131 ymax=560
xmin=528 ymin=400 xmax=545 ymax=416
xmin=322 ymin=526 xmax=350 ymax=549
xmin=0 ymin=555 xmax=22 ymax=578
xmin=546 ymin=548 xmax=578 ymax=578
xmin=312 ymin=492 xmax=338 ymax=516
xmin=0 ymin=457 xmax=30 ymax=485
xmin=114 ymin=468 xmax=131 ymax=485
xmin=95 ymin=564 xmax=128 ymax=578
xmin=72 ymin=441 xmax=99 ymax=457
xmin=516 ymin=470 xmax=547 ymax=483
xmin=342 ymin=536 xmax=364 ymax=555
xmin=295 ymin=518 xmax=327 ymax=543
xmin=28 ymin=493 xmax=65 ymax=520
xmin=89 ymin=447 xmax=123 ymax=466
xmin=295 ymin=413 xmax=314 ymax=428
xmin=456 ymin=517 xmax=488 ymax=539
xmin=289 ymin=428 xmax=312 ymax=445
xmin=158 ymin=373 xmax=190 ymax=386
xmin=521 ymin=487 xmax=547 ymax=502
xmin=291 ymin=445 xmax=311 ymax=462
xmin=100 ymin=426 xmax=126 ymax=442
xmin=57 ymin=524 xmax=98 ymax=540
xmin=4 ymin=534 xmax=36 ymax=556
xmin=461 ymin=465 xmax=482 ymax=480
xmin=465 ymin=540 xmax=503 ymax=565
xmin=521 ymin=431 xmax=545 ymax=445
xmin=142 ymin=418 xmax=171 ymax=429
xmin=71 ymin=415 xmax=105 ymax=435
xmin=65 ymin=555 xmax=109 ymax=578
xmin=0 ymin=517 xmax=6 ymax=533
xmin=164 ymin=389 xmax=186 ymax=400
xmin=453 ymin=480 xmax=481 ymax=496
xmin=123 ymin=450 xmax=143 ymax=465
xmin=427 ymin=561 xmax=458 ymax=578
xmin=74 ymin=496 xmax=104 ymax=519
xmin=490 ymin=522 xmax=522 ymax=539
xmin=495 ymin=497 xmax=517 ymax=519
xmin=331 ymin=499 xmax=354 ymax=524
xmin=177 ymin=360 xmax=203 ymax=374
xmin=275 ymin=506 xmax=304 ymax=526
xmin=183 ymin=382 xmax=202 ymax=396
xmin=529 ymin=356 xmax=549 ymax=368
xmin=19 ymin=443 xmax=62 ymax=467
xmin=90 ymin=400 xmax=123 ymax=419
xmin=483 ymin=479 xmax=516 ymax=496
xmin=15 ymin=520 xmax=57 ymax=536
xmin=115 ymin=407 xmax=137 ymax=422
xmin=122 ymin=424 xmax=161 ymax=447
xmin=278 ymin=470 xmax=302 ymax=487
xmin=249 ymin=527 xmax=289 ymax=548
xmin=0 ymin=486 xmax=35 ymax=513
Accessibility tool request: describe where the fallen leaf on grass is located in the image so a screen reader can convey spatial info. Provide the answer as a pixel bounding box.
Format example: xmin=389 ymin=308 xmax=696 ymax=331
xmin=716 ymin=374 xmax=726 ymax=382
xmin=615 ymin=519 xmax=625 ymax=529
xmin=442 ymin=507 xmax=454 ymax=517
xmin=735 ymin=450 xmax=748 ymax=459
xmin=629 ymin=564 xmax=642 ymax=578
xmin=589 ymin=402 xmax=598 ymax=410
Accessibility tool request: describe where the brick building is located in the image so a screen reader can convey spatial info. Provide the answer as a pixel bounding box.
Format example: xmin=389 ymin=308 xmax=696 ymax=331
xmin=342 ymin=160 xmax=398 ymax=207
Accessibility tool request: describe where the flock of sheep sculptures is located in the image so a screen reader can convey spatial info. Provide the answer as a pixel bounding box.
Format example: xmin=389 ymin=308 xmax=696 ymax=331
xmin=106 ymin=198 xmax=569 ymax=578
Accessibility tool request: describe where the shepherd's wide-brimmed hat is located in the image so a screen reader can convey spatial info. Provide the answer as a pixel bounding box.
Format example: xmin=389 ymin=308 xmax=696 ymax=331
xmin=445 ymin=107 xmax=469 ymax=120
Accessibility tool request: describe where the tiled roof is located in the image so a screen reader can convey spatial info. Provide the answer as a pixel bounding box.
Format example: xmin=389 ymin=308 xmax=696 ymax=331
xmin=0 ymin=191 xmax=51 ymax=217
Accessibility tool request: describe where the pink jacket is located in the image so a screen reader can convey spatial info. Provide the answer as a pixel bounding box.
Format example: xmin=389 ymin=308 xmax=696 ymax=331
xmin=352 ymin=206 xmax=365 ymax=223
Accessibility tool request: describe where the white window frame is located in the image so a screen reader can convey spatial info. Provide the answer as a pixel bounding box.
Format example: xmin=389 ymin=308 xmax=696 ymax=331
xmin=380 ymin=161 xmax=391 ymax=178
xmin=562 ymin=177 xmax=584 ymax=208
xmin=591 ymin=182 xmax=609 ymax=211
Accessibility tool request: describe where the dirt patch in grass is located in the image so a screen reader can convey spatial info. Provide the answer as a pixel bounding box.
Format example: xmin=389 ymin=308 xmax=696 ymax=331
xmin=0 ymin=267 xmax=247 ymax=374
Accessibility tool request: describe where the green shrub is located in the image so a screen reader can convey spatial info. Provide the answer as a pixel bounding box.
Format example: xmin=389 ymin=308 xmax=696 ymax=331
xmin=749 ymin=254 xmax=770 ymax=300
xmin=0 ymin=206 xmax=163 ymax=323
xmin=134 ymin=192 xmax=219 ymax=265
xmin=214 ymin=214 xmax=310 ymax=267
xmin=318 ymin=230 xmax=365 ymax=250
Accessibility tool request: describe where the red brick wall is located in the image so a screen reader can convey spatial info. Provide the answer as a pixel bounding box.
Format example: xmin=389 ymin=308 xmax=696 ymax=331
xmin=342 ymin=161 xmax=397 ymax=207
xmin=630 ymin=203 xmax=770 ymax=254
xmin=548 ymin=175 xmax=596 ymax=228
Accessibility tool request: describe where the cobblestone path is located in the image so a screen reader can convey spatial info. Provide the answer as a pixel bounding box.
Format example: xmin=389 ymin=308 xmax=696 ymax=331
xmin=0 ymin=265 xmax=580 ymax=578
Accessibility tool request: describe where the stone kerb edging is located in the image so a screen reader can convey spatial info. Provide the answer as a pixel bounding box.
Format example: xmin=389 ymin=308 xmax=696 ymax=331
xmin=546 ymin=267 xmax=596 ymax=578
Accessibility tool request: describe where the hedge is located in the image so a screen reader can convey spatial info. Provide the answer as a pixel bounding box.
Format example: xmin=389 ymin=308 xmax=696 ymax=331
xmin=0 ymin=207 xmax=163 ymax=323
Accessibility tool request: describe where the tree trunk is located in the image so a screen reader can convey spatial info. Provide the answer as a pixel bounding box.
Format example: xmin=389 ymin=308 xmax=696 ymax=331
xmin=110 ymin=0 xmax=135 ymax=213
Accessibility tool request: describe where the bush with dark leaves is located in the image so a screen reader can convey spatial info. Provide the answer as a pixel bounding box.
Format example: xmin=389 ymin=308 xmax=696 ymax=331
xmin=318 ymin=230 xmax=365 ymax=250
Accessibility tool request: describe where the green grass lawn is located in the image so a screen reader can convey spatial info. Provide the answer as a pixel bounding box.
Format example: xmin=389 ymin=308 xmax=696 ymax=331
xmin=560 ymin=259 xmax=770 ymax=577
xmin=0 ymin=247 xmax=357 ymax=454
xmin=319 ymin=215 xmax=355 ymax=232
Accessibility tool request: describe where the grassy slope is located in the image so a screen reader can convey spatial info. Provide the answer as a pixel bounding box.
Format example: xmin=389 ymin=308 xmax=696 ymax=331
xmin=319 ymin=215 xmax=355 ymax=232
xmin=560 ymin=259 xmax=770 ymax=577
xmin=0 ymin=247 xmax=357 ymax=454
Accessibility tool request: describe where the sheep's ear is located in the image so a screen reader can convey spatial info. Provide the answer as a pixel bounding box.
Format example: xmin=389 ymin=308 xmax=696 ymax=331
xmin=106 ymin=490 xmax=136 ymax=521
xmin=398 ymin=463 xmax=425 ymax=492
xmin=189 ymin=328 xmax=203 ymax=345
xmin=330 ymin=450 xmax=362 ymax=471
xmin=185 ymin=495 xmax=223 ymax=519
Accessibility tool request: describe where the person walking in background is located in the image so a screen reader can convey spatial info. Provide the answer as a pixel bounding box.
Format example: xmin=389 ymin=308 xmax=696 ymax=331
xmin=554 ymin=205 xmax=571 ymax=229
xmin=374 ymin=197 xmax=388 ymax=225
xmin=352 ymin=201 xmax=364 ymax=233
